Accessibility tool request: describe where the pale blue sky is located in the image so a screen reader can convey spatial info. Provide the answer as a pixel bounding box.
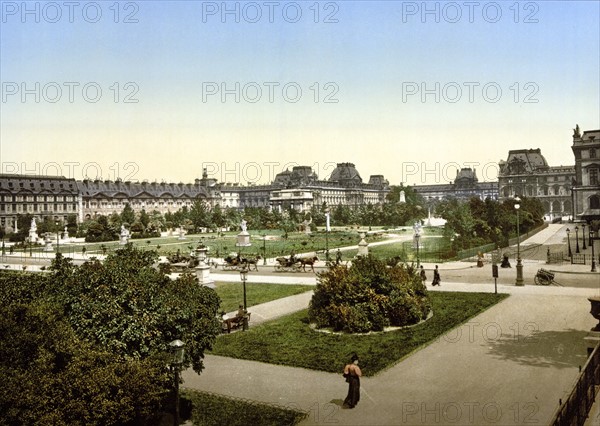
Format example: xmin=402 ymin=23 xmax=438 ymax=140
xmin=1 ymin=1 xmax=599 ymax=185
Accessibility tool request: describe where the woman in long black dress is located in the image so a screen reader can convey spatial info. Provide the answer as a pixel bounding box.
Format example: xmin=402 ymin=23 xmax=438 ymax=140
xmin=343 ymin=354 xmax=362 ymax=408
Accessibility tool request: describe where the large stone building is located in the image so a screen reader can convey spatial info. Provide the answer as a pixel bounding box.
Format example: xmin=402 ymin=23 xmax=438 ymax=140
xmin=571 ymin=127 xmax=600 ymax=221
xmin=498 ymin=148 xmax=575 ymax=221
xmin=0 ymin=162 xmax=390 ymax=230
xmin=0 ymin=174 xmax=79 ymax=231
xmin=412 ymin=168 xmax=498 ymax=202
xmin=269 ymin=163 xmax=389 ymax=212
xmin=76 ymin=171 xmax=220 ymax=221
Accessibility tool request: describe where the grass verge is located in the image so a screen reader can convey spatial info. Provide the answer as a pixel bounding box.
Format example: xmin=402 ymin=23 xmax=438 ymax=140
xmin=181 ymin=389 xmax=307 ymax=426
xmin=214 ymin=283 xmax=313 ymax=313
xmin=211 ymin=292 xmax=509 ymax=376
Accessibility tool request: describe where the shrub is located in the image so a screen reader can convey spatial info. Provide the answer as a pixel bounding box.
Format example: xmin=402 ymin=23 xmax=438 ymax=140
xmin=308 ymin=255 xmax=430 ymax=333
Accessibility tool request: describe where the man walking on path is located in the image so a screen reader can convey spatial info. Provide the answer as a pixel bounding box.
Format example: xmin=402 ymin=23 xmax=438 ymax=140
xmin=432 ymin=265 xmax=441 ymax=286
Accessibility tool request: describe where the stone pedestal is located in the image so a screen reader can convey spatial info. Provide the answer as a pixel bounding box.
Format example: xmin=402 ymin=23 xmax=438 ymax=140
xmin=195 ymin=263 xmax=215 ymax=288
xmin=28 ymin=230 xmax=39 ymax=244
xmin=194 ymin=246 xmax=214 ymax=288
xmin=43 ymin=235 xmax=53 ymax=252
xmin=357 ymin=233 xmax=369 ymax=257
xmin=236 ymin=231 xmax=251 ymax=247
xmin=119 ymin=234 xmax=129 ymax=245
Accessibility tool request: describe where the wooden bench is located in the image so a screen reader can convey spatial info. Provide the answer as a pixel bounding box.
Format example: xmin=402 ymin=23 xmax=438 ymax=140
xmin=222 ymin=312 xmax=251 ymax=333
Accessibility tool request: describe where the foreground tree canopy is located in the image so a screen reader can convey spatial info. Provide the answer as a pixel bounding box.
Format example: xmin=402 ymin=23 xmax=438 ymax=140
xmin=0 ymin=245 xmax=221 ymax=425
xmin=309 ymin=256 xmax=431 ymax=333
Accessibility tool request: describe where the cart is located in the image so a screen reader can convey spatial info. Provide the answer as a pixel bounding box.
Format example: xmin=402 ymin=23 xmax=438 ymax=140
xmin=534 ymin=268 xmax=555 ymax=286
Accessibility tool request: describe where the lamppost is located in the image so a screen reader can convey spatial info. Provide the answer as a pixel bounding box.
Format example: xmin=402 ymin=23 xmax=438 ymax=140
xmin=590 ymin=226 xmax=594 ymax=247
xmin=55 ymin=221 xmax=61 ymax=254
xmin=415 ymin=233 xmax=421 ymax=268
xmin=239 ymin=265 xmax=249 ymax=331
xmin=514 ymin=197 xmax=524 ymax=286
xmin=591 ymin=230 xmax=597 ymax=273
xmin=262 ymin=234 xmax=267 ymax=266
xmin=575 ymin=226 xmax=580 ymax=254
xmin=325 ymin=207 xmax=330 ymax=263
xmin=582 ymin=223 xmax=587 ymax=250
xmin=566 ymin=228 xmax=572 ymax=258
xmin=169 ymin=339 xmax=185 ymax=426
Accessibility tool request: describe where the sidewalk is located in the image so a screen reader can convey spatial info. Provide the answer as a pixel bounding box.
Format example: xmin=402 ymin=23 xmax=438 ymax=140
xmin=182 ymin=281 xmax=597 ymax=425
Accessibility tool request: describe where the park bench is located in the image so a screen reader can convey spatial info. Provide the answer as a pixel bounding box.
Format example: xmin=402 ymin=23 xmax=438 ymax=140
xmin=221 ymin=312 xmax=251 ymax=333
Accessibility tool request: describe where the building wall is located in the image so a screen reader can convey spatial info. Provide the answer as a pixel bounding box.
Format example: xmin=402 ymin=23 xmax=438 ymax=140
xmin=0 ymin=175 xmax=79 ymax=231
xmin=572 ymin=128 xmax=600 ymax=221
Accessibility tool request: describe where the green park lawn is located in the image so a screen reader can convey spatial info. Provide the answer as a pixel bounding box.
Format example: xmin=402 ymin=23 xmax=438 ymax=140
xmin=210 ymin=292 xmax=508 ymax=376
xmin=20 ymin=229 xmax=389 ymax=259
xmin=213 ymin=282 xmax=313 ymax=313
xmin=182 ymin=389 xmax=307 ymax=426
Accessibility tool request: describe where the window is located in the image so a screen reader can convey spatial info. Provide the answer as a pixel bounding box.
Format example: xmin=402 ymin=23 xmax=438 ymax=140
xmin=591 ymin=149 xmax=597 ymax=159
xmin=591 ymin=169 xmax=599 ymax=186
xmin=590 ymin=195 xmax=600 ymax=210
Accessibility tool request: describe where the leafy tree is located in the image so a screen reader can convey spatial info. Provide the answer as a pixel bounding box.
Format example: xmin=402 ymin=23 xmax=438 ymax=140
xmin=211 ymin=204 xmax=225 ymax=230
xmin=66 ymin=214 xmax=78 ymax=237
xmin=139 ymin=209 xmax=150 ymax=228
xmin=120 ymin=203 xmax=136 ymax=226
xmin=49 ymin=247 xmax=221 ymax=372
xmin=309 ymin=256 xmax=430 ymax=333
xmin=189 ymin=200 xmax=211 ymax=232
xmin=0 ymin=302 xmax=169 ymax=425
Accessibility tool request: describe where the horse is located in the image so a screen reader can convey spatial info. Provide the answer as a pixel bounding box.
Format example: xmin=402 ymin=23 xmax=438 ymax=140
xmin=298 ymin=256 xmax=319 ymax=272
xmin=242 ymin=255 xmax=262 ymax=271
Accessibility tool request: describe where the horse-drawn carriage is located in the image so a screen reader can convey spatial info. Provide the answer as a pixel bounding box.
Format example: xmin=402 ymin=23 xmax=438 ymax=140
xmin=222 ymin=253 xmax=261 ymax=271
xmin=274 ymin=253 xmax=319 ymax=273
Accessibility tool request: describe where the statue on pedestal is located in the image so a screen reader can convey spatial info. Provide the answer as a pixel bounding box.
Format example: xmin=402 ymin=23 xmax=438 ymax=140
xmin=240 ymin=219 xmax=247 ymax=232
xmin=119 ymin=225 xmax=130 ymax=245
xmin=29 ymin=218 xmax=39 ymax=243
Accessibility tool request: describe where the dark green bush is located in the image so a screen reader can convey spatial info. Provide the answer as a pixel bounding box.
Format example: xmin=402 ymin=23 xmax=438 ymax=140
xmin=309 ymin=255 xmax=431 ymax=333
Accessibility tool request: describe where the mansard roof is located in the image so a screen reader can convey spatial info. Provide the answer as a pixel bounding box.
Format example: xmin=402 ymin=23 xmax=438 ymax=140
xmin=0 ymin=174 xmax=78 ymax=194
xmin=77 ymin=179 xmax=209 ymax=199
xmin=328 ymin=162 xmax=363 ymax=184
xmin=500 ymin=149 xmax=549 ymax=175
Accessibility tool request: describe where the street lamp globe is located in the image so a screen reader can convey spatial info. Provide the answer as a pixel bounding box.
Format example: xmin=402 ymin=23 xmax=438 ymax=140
xmin=169 ymin=339 xmax=185 ymax=365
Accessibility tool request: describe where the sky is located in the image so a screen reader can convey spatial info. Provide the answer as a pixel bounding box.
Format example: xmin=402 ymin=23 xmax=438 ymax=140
xmin=1 ymin=0 xmax=599 ymax=187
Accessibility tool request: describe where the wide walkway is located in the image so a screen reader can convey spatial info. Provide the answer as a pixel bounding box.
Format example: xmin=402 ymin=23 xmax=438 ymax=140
xmin=183 ymin=283 xmax=596 ymax=425
xmin=182 ymin=224 xmax=600 ymax=425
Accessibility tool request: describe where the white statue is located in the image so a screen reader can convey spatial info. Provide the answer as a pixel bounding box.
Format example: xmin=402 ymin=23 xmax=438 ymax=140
xmin=30 ymin=218 xmax=37 ymax=232
xmin=413 ymin=221 xmax=422 ymax=236
xmin=240 ymin=219 xmax=247 ymax=232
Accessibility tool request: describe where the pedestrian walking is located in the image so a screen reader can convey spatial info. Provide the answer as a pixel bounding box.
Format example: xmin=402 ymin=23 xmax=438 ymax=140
xmin=419 ymin=265 xmax=427 ymax=284
xmin=336 ymin=249 xmax=342 ymax=265
xmin=432 ymin=265 xmax=441 ymax=286
xmin=343 ymin=353 xmax=362 ymax=409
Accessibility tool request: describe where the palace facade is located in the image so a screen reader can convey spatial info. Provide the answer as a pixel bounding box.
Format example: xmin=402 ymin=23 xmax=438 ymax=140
xmin=498 ymin=148 xmax=575 ymax=220
xmin=0 ymin=162 xmax=390 ymax=230
xmin=412 ymin=168 xmax=498 ymax=202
